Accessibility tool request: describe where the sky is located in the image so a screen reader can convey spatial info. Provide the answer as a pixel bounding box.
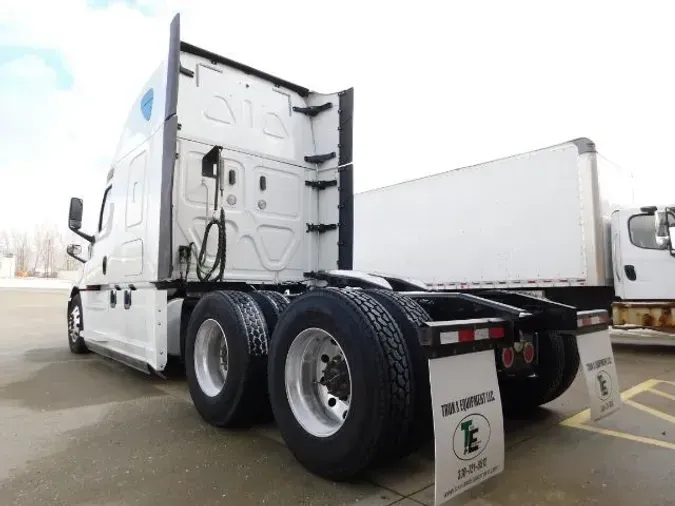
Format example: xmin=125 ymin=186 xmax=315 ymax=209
xmin=1 ymin=0 xmax=675 ymax=236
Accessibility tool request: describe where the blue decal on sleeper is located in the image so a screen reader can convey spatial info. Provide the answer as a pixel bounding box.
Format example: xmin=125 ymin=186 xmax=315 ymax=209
xmin=141 ymin=88 xmax=154 ymax=121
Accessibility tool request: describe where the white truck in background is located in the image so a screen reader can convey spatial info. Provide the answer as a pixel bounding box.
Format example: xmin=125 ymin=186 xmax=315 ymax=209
xmin=64 ymin=14 xmax=621 ymax=502
xmin=353 ymin=138 xmax=675 ymax=335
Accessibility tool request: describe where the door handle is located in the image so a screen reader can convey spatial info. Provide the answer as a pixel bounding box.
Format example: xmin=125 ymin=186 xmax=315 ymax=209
xmin=624 ymin=265 xmax=637 ymax=281
xmin=124 ymin=290 xmax=132 ymax=310
xmin=102 ymin=256 xmax=108 ymax=275
xmin=110 ymin=290 xmax=117 ymax=308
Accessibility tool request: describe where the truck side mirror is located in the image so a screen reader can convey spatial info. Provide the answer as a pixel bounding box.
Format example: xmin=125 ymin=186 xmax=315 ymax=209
xmin=654 ymin=211 xmax=670 ymax=249
xmin=69 ymin=198 xmax=84 ymax=230
xmin=66 ymin=244 xmax=87 ymax=263
xmin=68 ymin=197 xmax=94 ymax=244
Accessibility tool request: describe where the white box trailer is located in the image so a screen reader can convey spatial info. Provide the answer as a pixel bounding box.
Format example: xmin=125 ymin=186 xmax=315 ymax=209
xmin=354 ymin=139 xmax=675 ymax=331
xmin=354 ymin=138 xmax=632 ymax=290
xmin=63 ymin=14 xmax=622 ymax=503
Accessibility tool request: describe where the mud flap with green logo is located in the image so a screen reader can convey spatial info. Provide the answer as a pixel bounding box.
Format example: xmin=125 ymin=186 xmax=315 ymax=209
xmin=420 ymin=318 xmax=514 ymax=506
xmin=575 ymin=310 xmax=622 ymax=421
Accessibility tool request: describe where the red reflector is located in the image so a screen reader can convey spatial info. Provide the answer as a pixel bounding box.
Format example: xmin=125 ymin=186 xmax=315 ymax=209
xmin=458 ymin=329 xmax=474 ymax=342
xmin=523 ymin=342 xmax=535 ymax=364
xmin=488 ymin=327 xmax=504 ymax=339
xmin=502 ymin=347 xmax=514 ymax=368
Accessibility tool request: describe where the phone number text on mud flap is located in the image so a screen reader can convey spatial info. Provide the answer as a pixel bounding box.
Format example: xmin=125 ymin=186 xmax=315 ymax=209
xmin=445 ymin=464 xmax=499 ymax=499
xmin=600 ymin=399 xmax=615 ymax=413
xmin=457 ymin=457 xmax=488 ymax=480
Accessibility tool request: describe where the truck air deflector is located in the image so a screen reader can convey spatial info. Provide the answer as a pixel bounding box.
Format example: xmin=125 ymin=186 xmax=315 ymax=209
xmin=337 ymin=87 xmax=354 ymax=269
xmin=158 ymin=115 xmax=178 ymax=280
xmin=179 ymin=41 xmax=310 ymax=97
xmin=165 ymin=13 xmax=180 ymax=120
xmin=158 ymin=13 xmax=181 ymax=280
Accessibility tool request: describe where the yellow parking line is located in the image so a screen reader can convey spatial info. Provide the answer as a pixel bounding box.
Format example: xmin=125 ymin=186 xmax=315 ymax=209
xmin=624 ymin=399 xmax=675 ymax=425
xmin=560 ymin=378 xmax=675 ymax=451
xmin=564 ymin=423 xmax=675 ymax=451
xmin=646 ymin=388 xmax=675 ymax=402
xmin=560 ymin=378 xmax=660 ymax=426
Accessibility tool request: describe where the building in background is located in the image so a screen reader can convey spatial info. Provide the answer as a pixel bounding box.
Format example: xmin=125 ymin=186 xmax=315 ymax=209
xmin=0 ymin=254 xmax=16 ymax=278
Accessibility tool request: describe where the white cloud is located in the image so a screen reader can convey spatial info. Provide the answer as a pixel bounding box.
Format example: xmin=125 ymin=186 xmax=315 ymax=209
xmin=0 ymin=54 xmax=58 ymax=88
xmin=0 ymin=0 xmax=170 ymax=234
xmin=1 ymin=0 xmax=675 ymax=240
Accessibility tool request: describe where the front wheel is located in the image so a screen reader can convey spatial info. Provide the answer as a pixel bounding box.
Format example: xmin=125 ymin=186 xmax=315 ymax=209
xmin=67 ymin=292 xmax=88 ymax=354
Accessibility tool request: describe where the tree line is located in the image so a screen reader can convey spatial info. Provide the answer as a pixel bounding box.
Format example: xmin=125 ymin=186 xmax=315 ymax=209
xmin=0 ymin=225 xmax=84 ymax=277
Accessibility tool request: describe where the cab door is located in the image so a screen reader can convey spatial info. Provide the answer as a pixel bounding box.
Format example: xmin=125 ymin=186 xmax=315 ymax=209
xmin=614 ymin=209 xmax=675 ymax=300
xmin=106 ymin=143 xmax=168 ymax=372
xmin=80 ymin=183 xmax=116 ymax=342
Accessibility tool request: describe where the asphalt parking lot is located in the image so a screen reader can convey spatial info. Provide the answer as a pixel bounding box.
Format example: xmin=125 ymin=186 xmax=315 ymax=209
xmin=2 ymin=289 xmax=675 ymax=506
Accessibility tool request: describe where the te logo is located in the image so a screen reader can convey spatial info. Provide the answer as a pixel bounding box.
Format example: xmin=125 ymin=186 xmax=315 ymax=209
xmin=461 ymin=419 xmax=479 ymax=454
xmin=453 ymin=414 xmax=491 ymax=461
xmin=595 ymin=370 xmax=612 ymax=401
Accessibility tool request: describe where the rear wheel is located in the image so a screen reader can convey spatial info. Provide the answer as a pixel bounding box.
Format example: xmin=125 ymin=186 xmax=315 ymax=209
xmin=67 ymin=292 xmax=88 ymax=354
xmin=185 ymin=291 xmax=270 ymax=427
xmin=539 ymin=333 xmax=580 ymax=404
xmin=249 ymin=291 xmax=290 ymax=336
xmin=499 ymin=330 xmax=565 ymax=416
xmin=248 ymin=290 xmax=290 ymax=420
xmin=365 ymin=289 xmax=433 ymax=457
xmin=268 ymin=288 xmax=414 ymax=480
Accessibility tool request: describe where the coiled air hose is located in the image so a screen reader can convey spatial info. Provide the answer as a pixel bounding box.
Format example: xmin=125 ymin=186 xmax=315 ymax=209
xmin=187 ymin=207 xmax=227 ymax=282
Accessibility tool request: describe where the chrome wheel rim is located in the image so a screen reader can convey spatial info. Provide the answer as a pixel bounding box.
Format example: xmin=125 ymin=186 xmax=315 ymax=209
xmin=194 ymin=319 xmax=228 ymax=397
xmin=285 ymin=328 xmax=352 ymax=438
xmin=68 ymin=305 xmax=81 ymax=342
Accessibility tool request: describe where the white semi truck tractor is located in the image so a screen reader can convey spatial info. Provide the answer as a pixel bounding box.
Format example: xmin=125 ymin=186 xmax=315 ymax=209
xmin=65 ymin=14 xmax=620 ymax=498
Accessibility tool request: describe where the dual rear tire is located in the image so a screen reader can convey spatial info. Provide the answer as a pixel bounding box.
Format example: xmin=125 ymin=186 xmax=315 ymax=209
xmin=184 ymin=290 xmax=279 ymax=427
xmin=184 ymin=288 xmax=432 ymax=480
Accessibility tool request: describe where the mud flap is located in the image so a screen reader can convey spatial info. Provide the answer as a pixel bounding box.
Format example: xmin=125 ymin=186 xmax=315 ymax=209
xmin=575 ymin=310 xmax=622 ymax=421
xmin=420 ymin=318 xmax=514 ymax=505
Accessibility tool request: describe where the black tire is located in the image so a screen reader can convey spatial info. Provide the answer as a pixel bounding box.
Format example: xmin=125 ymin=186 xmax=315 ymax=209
xmin=499 ymin=330 xmax=565 ymax=416
xmin=365 ymin=289 xmax=433 ymax=457
xmin=247 ymin=290 xmax=290 ymax=421
xmin=268 ymin=288 xmax=414 ymax=480
xmin=539 ymin=333 xmax=580 ymax=404
xmin=185 ymin=291 xmax=269 ymax=428
xmin=249 ymin=291 xmax=290 ymax=335
xmin=67 ymin=292 xmax=88 ymax=354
